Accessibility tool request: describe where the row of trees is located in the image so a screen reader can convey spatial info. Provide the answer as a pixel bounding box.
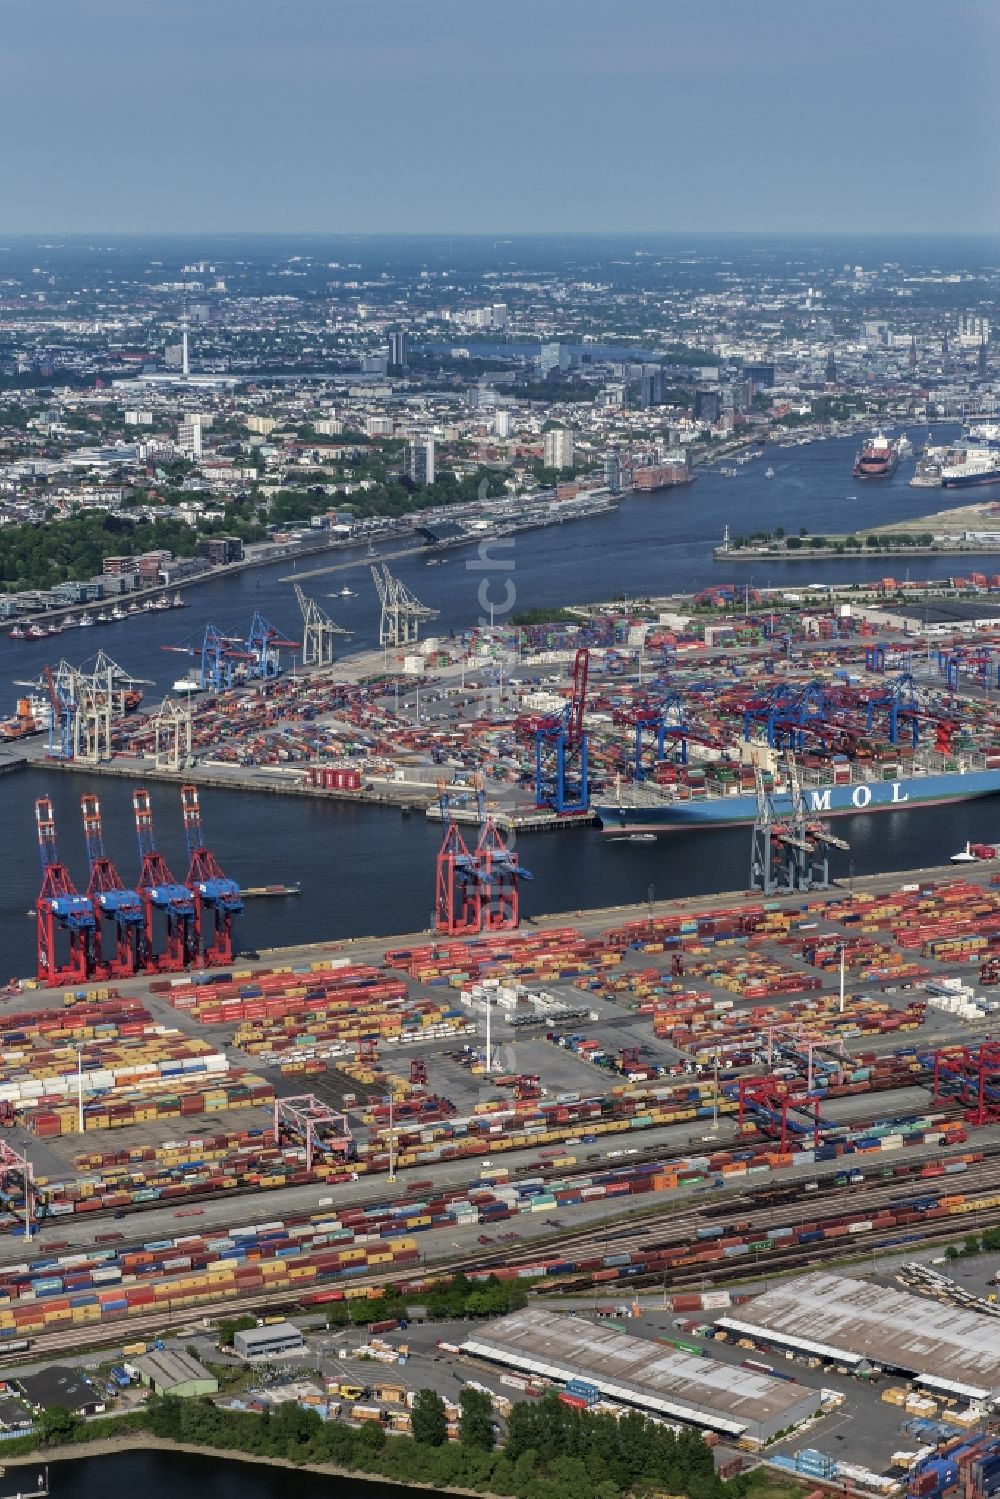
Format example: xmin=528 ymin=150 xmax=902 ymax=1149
xmin=730 ymin=527 xmax=937 ymax=554
xmin=323 ymin=1271 xmax=530 ymax=1329
xmin=138 ymin=1386 xmax=736 ymax=1499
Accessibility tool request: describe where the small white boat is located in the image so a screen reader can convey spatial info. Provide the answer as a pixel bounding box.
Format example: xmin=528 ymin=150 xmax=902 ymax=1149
xmin=339 ymin=586 xmax=356 ymax=597
xmin=172 ymin=677 xmax=202 ymax=694
xmin=764 ymin=467 xmax=775 ymax=479
xmin=951 ymin=842 xmax=978 ymax=864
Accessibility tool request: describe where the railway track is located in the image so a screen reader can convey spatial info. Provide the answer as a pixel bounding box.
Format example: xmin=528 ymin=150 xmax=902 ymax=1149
xmin=5 ymin=1159 xmax=1000 ymax=1368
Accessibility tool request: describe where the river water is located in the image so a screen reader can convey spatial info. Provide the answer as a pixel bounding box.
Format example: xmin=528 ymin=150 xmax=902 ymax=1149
xmin=47 ymin=1450 xmax=441 ymax=1499
xmin=3 ymin=423 xmax=1000 ymax=977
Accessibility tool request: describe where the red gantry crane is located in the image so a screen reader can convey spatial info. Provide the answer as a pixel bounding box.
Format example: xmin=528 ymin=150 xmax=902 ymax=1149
xmin=80 ymin=792 xmax=146 ymax=977
xmin=133 ymin=787 xmax=197 ymax=972
xmin=35 ymin=796 xmax=96 ymax=987
xmin=434 ymin=776 xmax=483 ymax=936
xmin=180 ymin=784 xmax=244 ymax=966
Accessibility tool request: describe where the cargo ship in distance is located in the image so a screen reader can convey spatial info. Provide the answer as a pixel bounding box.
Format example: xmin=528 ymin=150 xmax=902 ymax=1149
xmin=851 ymin=431 xmax=899 ymax=479
xmin=595 ymin=758 xmax=1000 ymax=832
xmin=940 ymin=448 xmax=1000 ymax=488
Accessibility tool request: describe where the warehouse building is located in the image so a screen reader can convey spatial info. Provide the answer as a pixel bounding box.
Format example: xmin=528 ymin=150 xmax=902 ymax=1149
xmin=461 ymin=1310 xmax=818 ymax=1442
xmin=717 ymin=1272 xmax=1000 ymax=1404
xmin=133 ymin=1348 xmax=219 ymax=1398
xmin=233 ymin=1323 xmax=305 ymax=1361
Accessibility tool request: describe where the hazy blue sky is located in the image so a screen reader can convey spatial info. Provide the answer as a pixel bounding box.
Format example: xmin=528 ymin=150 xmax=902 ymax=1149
xmin=4 ymin=0 xmax=997 ymax=235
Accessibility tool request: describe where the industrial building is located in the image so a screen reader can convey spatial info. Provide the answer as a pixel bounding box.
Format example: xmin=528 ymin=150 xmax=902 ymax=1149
xmin=461 ymin=1310 xmax=818 ymax=1441
xmin=233 ymin=1322 xmax=306 ymax=1361
xmin=133 ymin=1348 xmax=219 ymax=1398
xmin=717 ymin=1272 xmax=1000 ymax=1404
xmin=17 ymin=1367 xmax=105 ymax=1416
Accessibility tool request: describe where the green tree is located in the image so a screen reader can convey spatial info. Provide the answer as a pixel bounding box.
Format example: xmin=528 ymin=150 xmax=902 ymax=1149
xmin=411 ymin=1388 xmax=448 ymax=1447
xmin=38 ymin=1405 xmax=82 ymax=1444
xmin=459 ymin=1386 xmax=495 ymax=1451
xmin=218 ymin=1313 xmax=257 ymax=1347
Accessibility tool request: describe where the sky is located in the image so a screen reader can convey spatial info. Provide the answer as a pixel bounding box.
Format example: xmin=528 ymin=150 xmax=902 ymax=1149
xmin=2 ymin=0 xmax=998 ymax=236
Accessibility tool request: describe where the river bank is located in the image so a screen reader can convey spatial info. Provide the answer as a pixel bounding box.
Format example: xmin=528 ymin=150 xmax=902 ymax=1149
xmin=13 ymin=1437 xmax=494 ymax=1499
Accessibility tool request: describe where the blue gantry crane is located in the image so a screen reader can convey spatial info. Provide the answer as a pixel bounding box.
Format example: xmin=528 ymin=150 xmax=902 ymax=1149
xmin=80 ymin=792 xmax=146 ymax=977
xmin=246 ymin=611 xmax=300 ymax=679
xmin=519 ymin=647 xmax=590 ymax=814
xmin=35 ymin=796 xmax=96 ymax=987
xmin=133 ymin=786 xmax=197 ymax=972
xmin=180 ymin=783 xmax=244 ymax=965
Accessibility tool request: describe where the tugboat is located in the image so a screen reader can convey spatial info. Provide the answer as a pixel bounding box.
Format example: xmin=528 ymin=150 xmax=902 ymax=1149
xmin=852 ymin=431 xmax=899 ymax=479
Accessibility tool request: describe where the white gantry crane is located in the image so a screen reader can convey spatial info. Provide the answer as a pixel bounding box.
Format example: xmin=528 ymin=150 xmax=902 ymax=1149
xmin=293 ymin=583 xmax=349 ymax=668
xmin=370 ymin=562 xmax=439 ymax=649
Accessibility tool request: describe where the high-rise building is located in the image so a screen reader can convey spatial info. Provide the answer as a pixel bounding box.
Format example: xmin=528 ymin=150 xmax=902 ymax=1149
xmin=909 ymin=336 xmax=917 ymax=373
xmin=543 ymin=428 xmax=574 ymax=470
xmin=824 ymin=349 xmax=837 ymax=385
xmin=958 ymin=315 xmax=991 ymax=348
xmin=693 ymin=388 xmax=720 ymax=424
xmin=491 ymin=304 xmax=508 ymax=330
xmin=603 ymin=449 xmax=622 ymax=494
xmin=979 ymin=338 xmax=990 ymax=380
xmin=406 ymin=438 xmax=436 ymax=486
xmin=388 ymin=330 xmax=408 ymax=371
xmin=493 ymin=409 xmax=513 ymax=439
xmin=178 ymin=414 xmax=204 ymax=458
xmin=539 ymin=342 xmax=570 ymax=378
xmin=628 ymin=363 xmax=663 ymax=409
xmin=742 ymin=362 xmax=775 ymax=388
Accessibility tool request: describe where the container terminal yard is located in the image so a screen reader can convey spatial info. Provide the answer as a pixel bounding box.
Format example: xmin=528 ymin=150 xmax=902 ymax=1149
xmin=8 ymin=588 xmax=1000 ymax=1493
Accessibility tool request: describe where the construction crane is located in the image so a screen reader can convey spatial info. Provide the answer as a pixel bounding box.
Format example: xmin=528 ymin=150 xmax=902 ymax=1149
xmin=80 ymin=792 xmax=145 ymax=977
xmin=371 ymin=562 xmax=439 ymax=649
xmin=133 ymin=787 xmax=197 ymax=972
xmin=180 ymin=783 xmax=244 ymax=965
xmin=246 ymin=611 xmax=300 ymax=679
xmin=293 ymin=583 xmax=349 ymax=668
xmin=519 ymin=647 xmax=590 ymax=814
xmin=434 ymin=776 xmax=483 ymax=935
xmin=35 ymin=797 xmax=96 ymax=987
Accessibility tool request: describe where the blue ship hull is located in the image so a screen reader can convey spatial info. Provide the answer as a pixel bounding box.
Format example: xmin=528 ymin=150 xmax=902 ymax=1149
xmin=941 ymin=470 xmax=1000 ymax=487
xmin=595 ymin=768 xmax=1000 ymax=832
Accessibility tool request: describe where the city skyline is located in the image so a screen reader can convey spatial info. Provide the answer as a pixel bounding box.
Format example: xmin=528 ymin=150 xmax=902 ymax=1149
xmin=2 ymin=0 xmax=997 ymax=236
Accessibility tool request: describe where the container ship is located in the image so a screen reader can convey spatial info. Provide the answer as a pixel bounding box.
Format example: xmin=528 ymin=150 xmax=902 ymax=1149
xmin=851 ymin=432 xmax=899 ymax=479
xmin=940 ymin=447 xmax=1000 ymax=488
xmin=595 ymin=758 xmax=1000 ymax=832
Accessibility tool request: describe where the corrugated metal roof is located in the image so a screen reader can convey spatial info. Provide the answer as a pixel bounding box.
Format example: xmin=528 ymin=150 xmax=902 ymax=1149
xmin=718 ymin=1272 xmax=1000 ymax=1401
xmin=134 ymin=1348 xmax=216 ymax=1389
xmin=462 ymin=1309 xmax=816 ymax=1437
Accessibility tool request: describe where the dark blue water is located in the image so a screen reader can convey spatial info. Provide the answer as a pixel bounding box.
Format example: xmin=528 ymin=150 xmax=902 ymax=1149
xmin=49 ymin=1450 xmax=440 ymax=1499
xmin=3 ymin=423 xmax=999 ymax=977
